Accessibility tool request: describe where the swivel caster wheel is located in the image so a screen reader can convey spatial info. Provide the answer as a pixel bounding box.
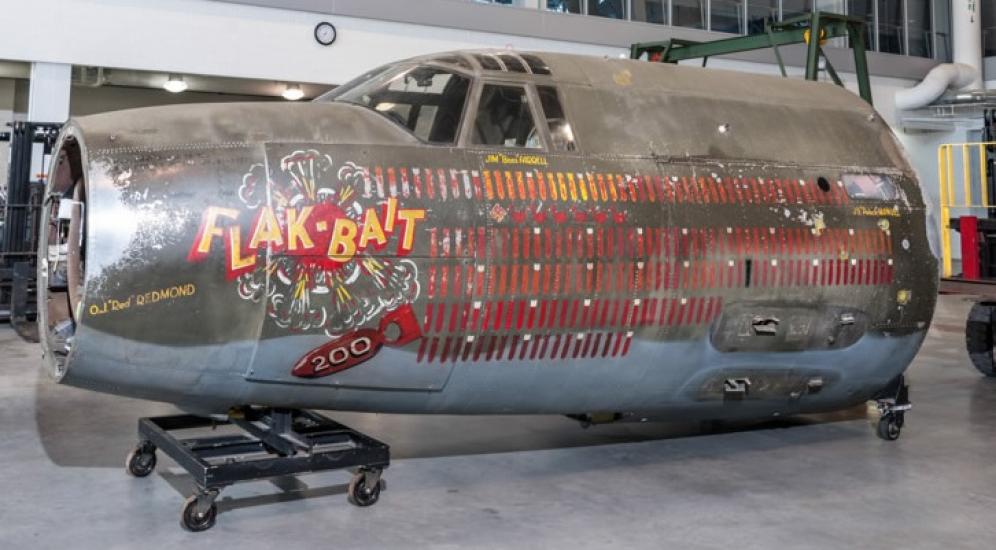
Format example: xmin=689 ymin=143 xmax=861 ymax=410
xmin=348 ymin=469 xmax=384 ymax=507
xmin=125 ymin=442 xmax=157 ymax=477
xmin=181 ymin=494 xmax=218 ymax=532
xmin=876 ymin=411 xmax=904 ymax=441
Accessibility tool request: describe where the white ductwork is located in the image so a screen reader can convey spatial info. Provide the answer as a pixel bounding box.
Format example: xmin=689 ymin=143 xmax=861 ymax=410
xmin=952 ymin=0 xmax=984 ymax=90
xmin=895 ymin=63 xmax=980 ymax=110
xmin=895 ymin=0 xmax=983 ymax=111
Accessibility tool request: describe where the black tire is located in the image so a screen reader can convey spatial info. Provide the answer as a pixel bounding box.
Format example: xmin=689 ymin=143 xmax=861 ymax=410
xmin=125 ymin=444 xmax=157 ymax=477
xmin=876 ymin=413 xmax=902 ymax=441
xmin=966 ymin=301 xmax=996 ymax=377
xmin=181 ymin=495 xmax=217 ymax=532
xmin=347 ymin=471 xmax=382 ymax=507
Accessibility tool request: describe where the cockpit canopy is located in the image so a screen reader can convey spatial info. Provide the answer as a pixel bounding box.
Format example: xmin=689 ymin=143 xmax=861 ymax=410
xmin=316 ymin=52 xmax=576 ymax=152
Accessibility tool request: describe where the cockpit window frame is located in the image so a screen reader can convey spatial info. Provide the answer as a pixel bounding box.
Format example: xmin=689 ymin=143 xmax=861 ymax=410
xmin=314 ymin=63 xmax=396 ymax=103
xmin=459 ymin=77 xmax=553 ymax=152
xmin=321 ymin=61 xmax=476 ymax=147
xmin=315 ymin=54 xmax=580 ymax=153
xmin=535 ymin=85 xmax=578 ymax=153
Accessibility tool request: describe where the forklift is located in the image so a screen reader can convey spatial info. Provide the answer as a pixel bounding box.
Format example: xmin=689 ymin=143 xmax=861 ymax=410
xmin=0 ymin=121 xmax=60 ymax=341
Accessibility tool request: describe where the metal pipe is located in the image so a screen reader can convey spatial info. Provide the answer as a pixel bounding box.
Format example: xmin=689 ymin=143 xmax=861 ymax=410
xmin=933 ymin=89 xmax=996 ymax=105
xmin=894 ymin=62 xmax=978 ymax=110
xmin=952 ymin=0 xmax=983 ymax=89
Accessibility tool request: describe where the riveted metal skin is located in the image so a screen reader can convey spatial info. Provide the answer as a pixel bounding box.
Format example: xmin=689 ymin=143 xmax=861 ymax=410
xmin=37 ymin=51 xmax=937 ymax=419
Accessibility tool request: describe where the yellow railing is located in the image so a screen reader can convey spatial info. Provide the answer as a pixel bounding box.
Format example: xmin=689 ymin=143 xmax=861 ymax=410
xmin=938 ymin=142 xmax=996 ymax=277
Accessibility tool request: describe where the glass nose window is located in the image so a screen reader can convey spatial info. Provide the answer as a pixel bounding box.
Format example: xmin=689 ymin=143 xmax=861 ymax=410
xmin=472 ymin=84 xmax=542 ymax=149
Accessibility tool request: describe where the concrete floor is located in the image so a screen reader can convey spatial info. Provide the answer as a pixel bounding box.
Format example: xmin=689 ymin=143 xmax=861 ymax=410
xmin=1 ymin=294 xmax=994 ymax=549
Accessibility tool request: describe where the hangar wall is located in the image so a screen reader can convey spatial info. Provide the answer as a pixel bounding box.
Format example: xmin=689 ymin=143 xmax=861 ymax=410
xmin=0 ymin=0 xmax=623 ymax=86
xmin=0 ymin=0 xmax=943 ymax=89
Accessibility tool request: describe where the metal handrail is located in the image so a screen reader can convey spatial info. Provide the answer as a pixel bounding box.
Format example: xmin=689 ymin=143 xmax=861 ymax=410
xmin=937 ymin=141 xmax=996 ymax=277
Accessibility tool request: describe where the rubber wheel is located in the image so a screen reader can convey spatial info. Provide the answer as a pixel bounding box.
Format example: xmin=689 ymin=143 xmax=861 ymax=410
xmin=966 ymin=301 xmax=996 ymax=377
xmin=876 ymin=412 xmax=902 ymax=441
xmin=181 ymin=495 xmax=217 ymax=532
xmin=348 ymin=472 xmax=382 ymax=507
xmin=125 ymin=444 xmax=157 ymax=477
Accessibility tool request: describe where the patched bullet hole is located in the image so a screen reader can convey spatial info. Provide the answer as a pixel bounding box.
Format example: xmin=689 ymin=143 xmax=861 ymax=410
xmin=384 ymin=322 xmax=402 ymax=342
xmin=817 ymin=176 xmax=831 ymax=192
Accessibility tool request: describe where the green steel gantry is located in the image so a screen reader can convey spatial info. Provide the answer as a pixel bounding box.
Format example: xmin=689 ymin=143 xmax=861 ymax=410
xmin=630 ymin=12 xmax=873 ymax=106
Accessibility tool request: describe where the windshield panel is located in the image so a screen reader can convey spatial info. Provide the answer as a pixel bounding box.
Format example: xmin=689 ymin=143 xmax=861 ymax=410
xmin=314 ymin=63 xmax=395 ymax=102
xmin=328 ymin=65 xmax=471 ymax=144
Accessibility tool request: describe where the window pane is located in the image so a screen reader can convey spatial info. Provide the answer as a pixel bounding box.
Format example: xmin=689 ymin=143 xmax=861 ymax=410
xmin=935 ymin=0 xmax=952 ymax=60
xmin=781 ymin=0 xmax=813 ymax=20
xmin=813 ymin=0 xmax=844 ymax=15
xmin=711 ymin=0 xmax=743 ymax=34
xmin=473 ymin=85 xmax=541 ymax=149
xmin=430 ymin=55 xmax=472 ymax=70
xmin=983 ymin=0 xmax=996 ymax=56
xmin=334 ymin=66 xmax=470 ymax=144
xmin=846 ymin=0 xmax=874 ymax=51
xmin=589 ymin=0 xmax=625 ymax=19
xmin=632 ymin=0 xmax=666 ymax=24
xmin=843 ymin=174 xmax=902 ymax=201
xmin=537 ymin=86 xmax=577 ymax=152
xmin=520 ymin=54 xmax=553 ymax=75
xmin=497 ymin=54 xmax=528 ymax=73
xmin=474 ymin=53 xmax=502 ymax=71
xmin=877 ymin=0 xmax=904 ymax=54
xmin=747 ymin=0 xmax=778 ymax=34
xmin=547 ymin=0 xmax=581 ymax=13
xmin=906 ymin=0 xmax=932 ymax=58
xmin=672 ymin=0 xmax=706 ymax=29
xmin=316 ymin=64 xmax=393 ymax=102
xmin=413 ymin=105 xmax=438 ymax=137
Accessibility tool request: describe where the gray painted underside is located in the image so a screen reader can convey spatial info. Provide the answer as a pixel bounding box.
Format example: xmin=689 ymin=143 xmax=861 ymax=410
xmin=64 ymin=325 xmax=925 ymax=416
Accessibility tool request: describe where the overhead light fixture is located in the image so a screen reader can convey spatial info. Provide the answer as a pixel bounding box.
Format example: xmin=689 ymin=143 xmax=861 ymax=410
xmin=282 ymin=83 xmax=304 ymax=101
xmin=163 ymin=75 xmax=188 ymax=93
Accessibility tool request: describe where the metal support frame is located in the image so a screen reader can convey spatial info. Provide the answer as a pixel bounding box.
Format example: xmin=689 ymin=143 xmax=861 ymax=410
xmin=132 ymin=407 xmax=391 ymax=530
xmin=136 ymin=408 xmax=390 ymax=492
xmin=630 ymin=11 xmax=874 ymax=105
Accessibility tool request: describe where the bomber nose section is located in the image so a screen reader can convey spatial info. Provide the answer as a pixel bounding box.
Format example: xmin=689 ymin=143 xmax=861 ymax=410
xmin=34 ymin=101 xmax=415 ymax=384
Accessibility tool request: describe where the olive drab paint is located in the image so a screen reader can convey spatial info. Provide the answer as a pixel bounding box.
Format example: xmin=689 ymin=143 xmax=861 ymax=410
xmin=37 ymin=50 xmax=936 ymax=420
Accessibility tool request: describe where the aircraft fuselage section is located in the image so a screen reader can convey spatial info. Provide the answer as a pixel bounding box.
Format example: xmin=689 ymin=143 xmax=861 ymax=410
xmin=60 ymin=140 xmax=933 ymax=415
xmin=38 ymin=51 xmax=936 ymax=417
